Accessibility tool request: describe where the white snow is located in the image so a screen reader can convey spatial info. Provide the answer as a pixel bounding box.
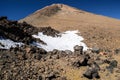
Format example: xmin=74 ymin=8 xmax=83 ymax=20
xmin=0 ymin=36 xmax=23 ymax=49
xmin=32 ymin=30 xmax=88 ymax=51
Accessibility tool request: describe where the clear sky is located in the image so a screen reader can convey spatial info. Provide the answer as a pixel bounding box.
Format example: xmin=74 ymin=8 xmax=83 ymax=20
xmin=0 ymin=0 xmax=120 ymax=20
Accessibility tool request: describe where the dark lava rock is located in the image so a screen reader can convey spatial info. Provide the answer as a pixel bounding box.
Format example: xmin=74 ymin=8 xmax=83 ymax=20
xmin=106 ymin=60 xmax=118 ymax=73
xmin=74 ymin=45 xmax=83 ymax=54
xmin=104 ymin=59 xmax=111 ymax=64
xmin=114 ymin=48 xmax=120 ymax=54
xmin=90 ymin=62 xmax=100 ymax=71
xmin=49 ymin=50 xmax=68 ymax=59
xmin=0 ymin=16 xmax=63 ymax=48
xmin=0 ymin=42 xmax=4 ymax=47
xmin=34 ymin=53 xmax=42 ymax=60
xmin=109 ymin=60 xmax=118 ymax=68
xmin=38 ymin=75 xmax=42 ymax=80
xmin=83 ymin=63 xmax=100 ymax=79
xmin=52 ymin=49 xmax=59 ymax=55
xmin=39 ymin=26 xmax=60 ymax=37
xmin=24 ymin=45 xmax=47 ymax=60
xmin=72 ymin=55 xmax=88 ymax=67
xmin=0 ymin=16 xmax=7 ymax=20
xmin=64 ymin=50 xmax=72 ymax=54
xmin=0 ymin=18 xmax=39 ymax=44
xmin=106 ymin=66 xmax=114 ymax=73
xmin=91 ymin=47 xmax=100 ymax=54
xmin=45 ymin=72 xmax=57 ymax=80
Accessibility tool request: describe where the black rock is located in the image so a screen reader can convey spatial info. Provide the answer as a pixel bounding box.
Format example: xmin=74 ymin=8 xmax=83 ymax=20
xmin=0 ymin=16 xmax=7 ymax=20
xmin=0 ymin=42 xmax=5 ymax=47
xmin=110 ymin=60 xmax=118 ymax=68
xmin=114 ymin=48 xmax=120 ymax=54
xmin=74 ymin=45 xmax=83 ymax=54
xmin=45 ymin=72 xmax=57 ymax=80
xmin=39 ymin=26 xmax=60 ymax=37
xmin=65 ymin=50 xmax=72 ymax=54
xmin=38 ymin=75 xmax=42 ymax=80
xmin=106 ymin=60 xmax=118 ymax=73
xmin=83 ymin=67 xmax=100 ymax=79
xmin=34 ymin=53 xmax=42 ymax=60
xmin=72 ymin=59 xmax=81 ymax=67
xmin=83 ymin=63 xmax=100 ymax=79
xmin=0 ymin=17 xmax=45 ymax=45
xmin=106 ymin=66 xmax=114 ymax=73
xmin=72 ymin=56 xmax=88 ymax=67
xmin=92 ymin=47 xmax=100 ymax=53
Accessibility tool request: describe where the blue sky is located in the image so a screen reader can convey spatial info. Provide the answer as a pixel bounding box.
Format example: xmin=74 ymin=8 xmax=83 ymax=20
xmin=0 ymin=0 xmax=120 ymax=20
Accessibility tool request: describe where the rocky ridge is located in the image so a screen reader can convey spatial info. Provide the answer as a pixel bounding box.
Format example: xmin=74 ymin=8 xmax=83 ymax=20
xmin=0 ymin=16 xmax=60 ymax=46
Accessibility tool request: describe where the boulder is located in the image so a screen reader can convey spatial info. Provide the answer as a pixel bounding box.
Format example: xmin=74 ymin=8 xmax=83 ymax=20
xmin=65 ymin=50 xmax=72 ymax=54
xmin=114 ymin=48 xmax=120 ymax=54
xmin=0 ymin=16 xmax=7 ymax=20
xmin=34 ymin=53 xmax=42 ymax=60
xmin=74 ymin=45 xmax=83 ymax=54
xmin=106 ymin=60 xmax=118 ymax=73
xmin=0 ymin=42 xmax=4 ymax=47
xmin=92 ymin=47 xmax=100 ymax=54
xmin=83 ymin=63 xmax=100 ymax=79
xmin=39 ymin=26 xmax=60 ymax=37
xmin=72 ymin=55 xmax=88 ymax=67
xmin=38 ymin=75 xmax=42 ymax=80
xmin=109 ymin=60 xmax=118 ymax=68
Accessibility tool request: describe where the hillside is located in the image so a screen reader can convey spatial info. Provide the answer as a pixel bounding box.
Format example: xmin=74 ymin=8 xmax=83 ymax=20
xmin=20 ymin=4 xmax=120 ymax=51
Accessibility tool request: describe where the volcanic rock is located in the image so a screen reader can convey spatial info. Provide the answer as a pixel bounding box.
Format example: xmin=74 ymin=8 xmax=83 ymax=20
xmin=39 ymin=26 xmax=60 ymax=37
xmin=0 ymin=16 xmax=7 ymax=20
xmin=106 ymin=60 xmax=118 ymax=73
xmin=74 ymin=45 xmax=83 ymax=54
xmin=0 ymin=18 xmax=39 ymax=44
xmin=83 ymin=62 xmax=100 ymax=79
xmin=114 ymin=48 xmax=120 ymax=54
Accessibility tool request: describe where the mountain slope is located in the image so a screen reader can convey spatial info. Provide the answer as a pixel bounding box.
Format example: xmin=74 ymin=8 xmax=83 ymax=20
xmin=20 ymin=4 xmax=120 ymax=51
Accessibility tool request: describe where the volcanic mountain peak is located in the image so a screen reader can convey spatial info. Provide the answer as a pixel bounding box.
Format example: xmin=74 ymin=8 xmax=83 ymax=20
xmin=49 ymin=3 xmax=84 ymax=12
xmin=25 ymin=3 xmax=85 ymax=18
xmin=35 ymin=4 xmax=82 ymax=13
xmin=33 ymin=4 xmax=62 ymax=17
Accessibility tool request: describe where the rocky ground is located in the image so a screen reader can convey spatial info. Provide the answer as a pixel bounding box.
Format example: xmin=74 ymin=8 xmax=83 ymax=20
xmin=0 ymin=44 xmax=120 ymax=80
xmin=0 ymin=17 xmax=120 ymax=80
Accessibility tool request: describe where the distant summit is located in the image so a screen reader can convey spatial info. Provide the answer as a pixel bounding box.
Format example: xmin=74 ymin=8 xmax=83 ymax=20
xmin=30 ymin=4 xmax=85 ymax=17
xmin=33 ymin=4 xmax=62 ymax=17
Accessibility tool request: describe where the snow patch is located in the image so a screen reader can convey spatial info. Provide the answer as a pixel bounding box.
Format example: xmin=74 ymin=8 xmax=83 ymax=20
xmin=0 ymin=37 xmax=23 ymax=49
xmin=32 ymin=30 xmax=88 ymax=51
